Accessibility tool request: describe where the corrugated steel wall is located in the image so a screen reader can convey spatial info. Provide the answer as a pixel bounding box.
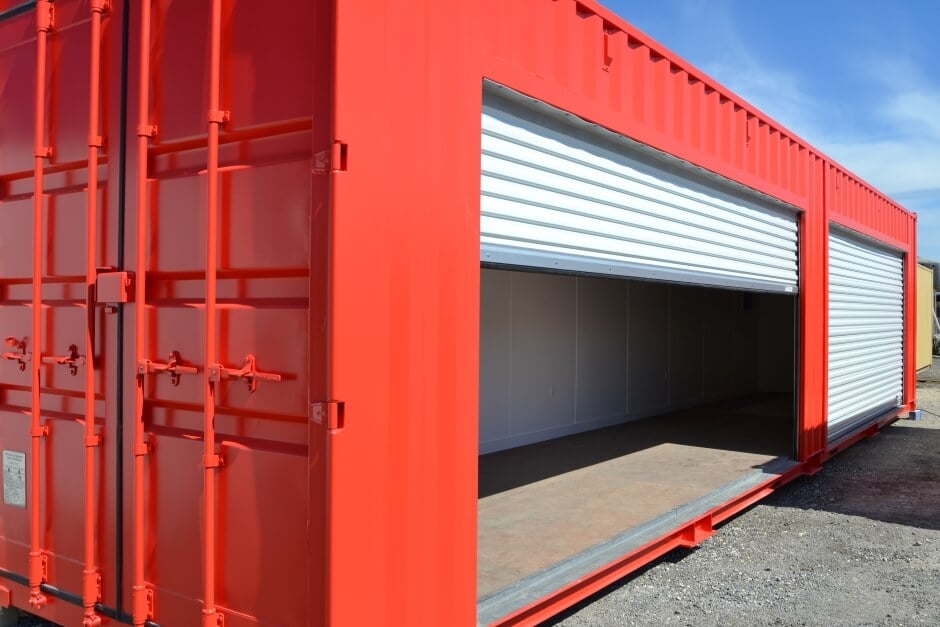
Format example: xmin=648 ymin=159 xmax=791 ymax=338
xmin=480 ymin=0 xmax=912 ymax=250
xmin=828 ymin=165 xmax=911 ymax=250
xmin=482 ymin=0 xmax=809 ymax=210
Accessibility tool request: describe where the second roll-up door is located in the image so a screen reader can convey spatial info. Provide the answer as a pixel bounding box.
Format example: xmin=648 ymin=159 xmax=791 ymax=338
xmin=827 ymin=228 xmax=905 ymax=443
xmin=481 ymin=87 xmax=799 ymax=293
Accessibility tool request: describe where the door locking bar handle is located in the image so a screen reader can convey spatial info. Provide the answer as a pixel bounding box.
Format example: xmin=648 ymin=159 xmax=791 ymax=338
xmin=41 ymin=344 xmax=85 ymax=376
xmin=138 ymin=351 xmax=199 ymax=386
xmin=3 ymin=337 xmax=30 ymax=371
xmin=207 ymin=354 xmax=281 ymax=393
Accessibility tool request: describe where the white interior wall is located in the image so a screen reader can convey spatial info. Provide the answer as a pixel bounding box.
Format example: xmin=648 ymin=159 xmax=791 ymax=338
xmin=479 ymin=268 xmax=793 ymax=454
xmin=702 ymin=288 xmax=737 ymax=400
xmin=757 ymin=294 xmax=796 ymax=394
xmin=626 ymin=280 xmax=666 ymax=414
xmin=577 ymin=276 xmax=628 ymax=426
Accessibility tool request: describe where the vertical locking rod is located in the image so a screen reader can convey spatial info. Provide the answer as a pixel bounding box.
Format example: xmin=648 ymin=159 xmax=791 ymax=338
xmin=28 ymin=0 xmax=53 ymax=609
xmin=82 ymin=2 xmax=108 ymax=625
xmin=132 ymin=1 xmax=156 ymax=624
xmin=203 ymin=1 xmax=226 ymax=625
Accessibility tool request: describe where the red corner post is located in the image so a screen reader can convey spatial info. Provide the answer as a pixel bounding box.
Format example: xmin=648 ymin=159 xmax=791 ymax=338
xmin=307 ymin=0 xmax=334 ymax=622
xmin=904 ymin=213 xmax=918 ymax=411
xmin=798 ymin=155 xmax=829 ymax=466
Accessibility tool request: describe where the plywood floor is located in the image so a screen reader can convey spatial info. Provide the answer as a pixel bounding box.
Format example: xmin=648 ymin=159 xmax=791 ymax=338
xmin=478 ymin=394 xmax=793 ymax=600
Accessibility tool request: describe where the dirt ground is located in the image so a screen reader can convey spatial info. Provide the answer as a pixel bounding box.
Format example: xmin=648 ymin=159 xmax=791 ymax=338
xmin=549 ymin=360 xmax=940 ymax=626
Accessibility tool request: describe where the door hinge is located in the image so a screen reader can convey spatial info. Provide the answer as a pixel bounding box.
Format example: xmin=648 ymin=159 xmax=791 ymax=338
xmin=312 ymin=141 xmax=347 ymax=174
xmin=82 ymin=569 xmax=102 ymax=605
xmin=311 ymin=401 xmax=344 ymax=430
xmin=132 ymin=584 xmax=155 ymax=624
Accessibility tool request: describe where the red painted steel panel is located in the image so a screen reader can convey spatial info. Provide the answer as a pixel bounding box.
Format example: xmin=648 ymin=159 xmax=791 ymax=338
xmin=1 ymin=0 xmax=324 ymax=624
xmin=828 ymin=164 xmax=911 ymax=249
xmin=478 ymin=0 xmax=914 ymax=250
xmin=0 ymin=1 xmax=122 ymax=624
xmin=905 ymin=216 xmax=918 ymax=409
xmin=121 ymin=0 xmax=317 ymax=623
xmin=325 ymin=1 xmax=481 ymax=624
xmin=799 ymin=156 xmax=829 ymax=463
xmin=0 ymin=0 xmax=920 ymax=625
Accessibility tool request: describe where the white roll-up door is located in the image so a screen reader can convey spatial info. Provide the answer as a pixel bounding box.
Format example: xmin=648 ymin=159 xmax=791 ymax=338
xmin=827 ymin=228 xmax=904 ymax=443
xmin=481 ymin=89 xmax=800 ymax=292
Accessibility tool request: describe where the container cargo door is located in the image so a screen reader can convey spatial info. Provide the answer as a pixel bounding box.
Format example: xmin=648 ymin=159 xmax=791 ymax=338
xmin=0 ymin=1 xmax=125 ymax=624
xmin=827 ymin=227 xmax=904 ymax=444
xmin=481 ymin=86 xmax=800 ymax=293
xmin=122 ymin=1 xmax=316 ymax=625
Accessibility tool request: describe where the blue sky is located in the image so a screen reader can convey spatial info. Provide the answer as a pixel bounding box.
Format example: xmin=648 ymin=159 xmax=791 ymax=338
xmin=604 ymin=0 xmax=940 ymax=260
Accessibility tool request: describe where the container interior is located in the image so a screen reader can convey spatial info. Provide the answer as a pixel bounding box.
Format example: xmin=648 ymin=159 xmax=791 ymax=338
xmin=477 ymin=267 xmax=797 ymax=617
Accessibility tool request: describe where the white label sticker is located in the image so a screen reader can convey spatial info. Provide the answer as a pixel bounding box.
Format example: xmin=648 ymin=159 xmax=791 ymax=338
xmin=3 ymin=450 xmax=26 ymax=508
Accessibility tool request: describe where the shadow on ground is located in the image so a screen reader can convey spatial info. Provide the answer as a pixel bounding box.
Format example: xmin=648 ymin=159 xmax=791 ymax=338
xmin=764 ymin=420 xmax=940 ymax=531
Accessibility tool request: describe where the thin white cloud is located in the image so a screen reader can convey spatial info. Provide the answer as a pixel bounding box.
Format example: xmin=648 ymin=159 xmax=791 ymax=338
xmin=662 ymin=5 xmax=940 ymax=256
xmin=664 ymin=1 xmax=831 ymax=151
xmin=883 ymin=91 xmax=940 ymax=139
xmin=678 ymin=11 xmax=940 ymax=199
xmin=823 ymin=56 xmax=940 ymax=257
xmin=624 ymin=1 xmax=940 ymax=255
xmin=703 ymin=58 xmax=822 ymax=142
xmin=822 ymin=58 xmax=940 ymax=198
xmin=823 ymin=137 xmax=940 ymax=197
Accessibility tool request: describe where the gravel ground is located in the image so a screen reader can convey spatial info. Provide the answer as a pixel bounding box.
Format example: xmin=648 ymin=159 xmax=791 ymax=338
xmin=550 ymin=360 xmax=940 ymax=627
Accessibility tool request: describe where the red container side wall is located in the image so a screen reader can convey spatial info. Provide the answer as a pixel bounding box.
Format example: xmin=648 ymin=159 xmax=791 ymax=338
xmin=828 ymin=165 xmax=911 ymax=250
xmin=480 ymin=0 xmax=808 ymax=211
xmin=478 ymin=0 xmax=915 ymax=253
xmin=326 ymin=0 xmax=481 ymax=625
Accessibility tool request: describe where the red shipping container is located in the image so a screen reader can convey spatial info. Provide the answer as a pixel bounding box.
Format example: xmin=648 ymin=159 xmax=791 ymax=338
xmin=0 ymin=0 xmax=917 ymax=625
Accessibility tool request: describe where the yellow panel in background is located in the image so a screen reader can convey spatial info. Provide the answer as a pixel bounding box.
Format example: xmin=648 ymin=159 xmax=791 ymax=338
xmin=917 ymin=264 xmax=935 ymax=370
